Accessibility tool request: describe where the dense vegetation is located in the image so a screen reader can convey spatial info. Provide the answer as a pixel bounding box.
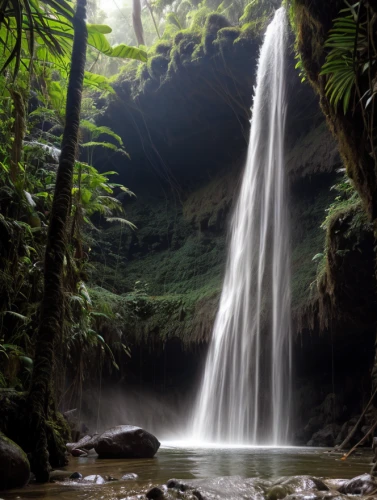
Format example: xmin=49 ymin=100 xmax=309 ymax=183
xmin=0 ymin=0 xmax=377 ymax=484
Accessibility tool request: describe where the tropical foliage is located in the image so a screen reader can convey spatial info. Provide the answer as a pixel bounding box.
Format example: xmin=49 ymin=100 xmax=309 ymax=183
xmin=320 ymin=1 xmax=377 ymax=115
xmin=0 ymin=0 xmax=145 ymax=396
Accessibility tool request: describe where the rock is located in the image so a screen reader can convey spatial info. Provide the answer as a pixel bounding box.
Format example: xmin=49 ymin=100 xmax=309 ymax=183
xmin=307 ymin=424 xmax=341 ymax=447
xmin=323 ymin=479 xmax=347 ymax=491
xmin=81 ymin=433 xmax=100 ymax=450
xmin=166 ymin=476 xmax=268 ymax=498
xmin=192 ymin=491 xmax=204 ymax=500
xmin=0 ymin=432 xmax=30 ymax=490
xmin=66 ymin=435 xmax=92 ymax=453
xmin=83 ymin=475 xmax=106 ymax=484
xmin=63 ymin=409 xmax=80 ymax=441
xmin=304 ymin=416 xmax=325 ymax=437
xmin=268 ymin=477 xmax=329 ymax=500
xmin=94 ymin=425 xmax=160 ymax=458
xmin=284 ymin=493 xmax=346 ymax=500
xmin=338 ymin=474 xmax=377 ymax=495
xmin=146 ymin=486 xmax=165 ymax=499
xmin=105 ymin=475 xmax=118 ymax=481
xmin=71 ymin=448 xmax=88 ymax=457
xmin=121 ymin=473 xmax=138 ymax=480
xmin=267 ymin=485 xmax=290 ymax=500
xmin=279 ymin=476 xmax=329 ymax=492
xmin=50 ymin=470 xmax=74 ymax=482
xmin=69 ymin=472 xmax=82 ymax=480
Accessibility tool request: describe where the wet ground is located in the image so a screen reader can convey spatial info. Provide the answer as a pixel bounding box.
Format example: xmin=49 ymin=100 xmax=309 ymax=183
xmin=1 ymin=444 xmax=372 ymax=499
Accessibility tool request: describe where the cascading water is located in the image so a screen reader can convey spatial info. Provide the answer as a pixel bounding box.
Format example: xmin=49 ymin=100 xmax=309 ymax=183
xmin=191 ymin=7 xmax=291 ymax=445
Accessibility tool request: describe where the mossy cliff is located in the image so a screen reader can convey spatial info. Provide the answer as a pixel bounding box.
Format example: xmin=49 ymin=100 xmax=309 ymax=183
xmin=91 ymin=13 xmax=342 ymax=349
xmin=84 ymin=4 xmax=377 ymax=443
xmin=91 ymin=3 xmax=374 ymax=346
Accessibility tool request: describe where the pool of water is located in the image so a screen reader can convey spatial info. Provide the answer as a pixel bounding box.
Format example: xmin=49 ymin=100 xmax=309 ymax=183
xmin=1 ymin=445 xmax=372 ymax=499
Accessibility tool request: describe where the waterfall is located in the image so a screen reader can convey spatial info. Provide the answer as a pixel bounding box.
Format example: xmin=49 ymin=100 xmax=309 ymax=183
xmin=191 ymin=7 xmax=291 ymax=445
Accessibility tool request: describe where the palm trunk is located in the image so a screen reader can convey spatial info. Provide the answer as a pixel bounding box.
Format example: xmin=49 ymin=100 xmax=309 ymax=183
xmin=28 ymin=0 xmax=88 ymax=482
xmin=9 ymin=90 xmax=26 ymax=183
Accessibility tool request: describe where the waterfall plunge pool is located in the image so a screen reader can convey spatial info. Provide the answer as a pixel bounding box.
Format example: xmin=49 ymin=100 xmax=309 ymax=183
xmin=1 ymin=445 xmax=371 ymax=499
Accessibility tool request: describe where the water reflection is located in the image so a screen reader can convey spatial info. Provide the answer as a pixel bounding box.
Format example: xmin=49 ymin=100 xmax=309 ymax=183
xmin=1 ymin=446 xmax=371 ymax=500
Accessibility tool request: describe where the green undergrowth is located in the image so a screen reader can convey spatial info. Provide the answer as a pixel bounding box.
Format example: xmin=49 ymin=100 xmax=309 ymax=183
xmin=297 ymin=173 xmax=374 ymax=331
xmin=291 ymin=183 xmax=336 ymax=311
xmin=89 ymin=278 xmax=221 ymax=346
xmin=88 ymin=188 xmax=228 ymax=345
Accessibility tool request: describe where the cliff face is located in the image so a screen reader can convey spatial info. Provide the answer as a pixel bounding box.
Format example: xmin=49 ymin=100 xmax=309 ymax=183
xmin=88 ymin=19 xmax=376 ymax=444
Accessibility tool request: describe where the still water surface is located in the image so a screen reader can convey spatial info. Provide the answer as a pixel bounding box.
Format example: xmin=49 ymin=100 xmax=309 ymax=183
xmin=1 ymin=445 xmax=371 ymax=499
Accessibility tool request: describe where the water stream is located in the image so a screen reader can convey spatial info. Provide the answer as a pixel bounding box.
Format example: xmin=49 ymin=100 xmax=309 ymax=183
xmin=191 ymin=7 xmax=291 ymax=445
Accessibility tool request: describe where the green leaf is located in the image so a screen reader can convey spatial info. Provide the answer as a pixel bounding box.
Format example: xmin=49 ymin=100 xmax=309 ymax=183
xmin=106 ymin=217 xmax=137 ymax=230
xmin=83 ymin=71 xmax=115 ymax=94
xmin=86 ymin=24 xmax=112 ymax=34
xmin=110 ymin=44 xmax=148 ymax=62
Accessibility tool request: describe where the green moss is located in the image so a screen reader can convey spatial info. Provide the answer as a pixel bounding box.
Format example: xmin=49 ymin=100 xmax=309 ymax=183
xmin=202 ymin=13 xmax=231 ymax=54
xmin=187 ymin=6 xmax=211 ymax=30
xmin=214 ymin=26 xmax=241 ymax=54
xmin=152 ymin=40 xmax=173 ymax=56
xmin=147 ymin=55 xmax=170 ymax=81
xmin=167 ymin=30 xmax=202 ymax=72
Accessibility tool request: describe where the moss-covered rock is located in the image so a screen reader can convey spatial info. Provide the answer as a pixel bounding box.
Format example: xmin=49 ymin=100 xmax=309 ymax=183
xmin=0 ymin=431 xmax=30 ymax=490
xmin=147 ymin=55 xmax=170 ymax=81
xmin=202 ymin=13 xmax=231 ymax=55
xmin=213 ymin=27 xmax=241 ymax=55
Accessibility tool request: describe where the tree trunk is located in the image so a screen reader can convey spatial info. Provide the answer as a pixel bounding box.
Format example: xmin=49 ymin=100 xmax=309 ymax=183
xmin=27 ymin=0 xmax=88 ymax=482
xmin=133 ymin=0 xmax=145 ymax=46
xmin=9 ymin=89 xmax=26 ymax=183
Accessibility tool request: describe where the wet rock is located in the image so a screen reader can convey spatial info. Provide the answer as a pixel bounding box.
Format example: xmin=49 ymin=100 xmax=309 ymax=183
xmin=81 ymin=433 xmax=100 ymax=450
xmin=268 ymin=477 xmax=329 ymax=500
xmin=279 ymin=476 xmax=329 ymax=492
xmin=71 ymin=448 xmax=88 ymax=457
xmin=267 ymin=485 xmax=289 ymax=500
xmin=122 ymin=473 xmax=138 ymax=480
xmin=284 ymin=492 xmax=346 ymax=500
xmin=146 ymin=486 xmax=165 ymax=499
xmin=69 ymin=472 xmax=82 ymax=480
xmin=83 ymin=474 xmax=106 ymax=484
xmin=95 ymin=425 xmax=160 ymax=458
xmin=50 ymin=470 xmax=74 ymax=481
xmin=192 ymin=491 xmax=204 ymax=500
xmin=105 ymin=475 xmax=118 ymax=481
xmin=66 ymin=435 xmax=92 ymax=453
xmin=166 ymin=476 xmax=267 ymax=499
xmin=338 ymin=473 xmax=377 ymax=495
xmin=167 ymin=479 xmax=179 ymax=488
xmin=323 ymin=479 xmax=347 ymax=491
xmin=0 ymin=432 xmax=30 ymax=490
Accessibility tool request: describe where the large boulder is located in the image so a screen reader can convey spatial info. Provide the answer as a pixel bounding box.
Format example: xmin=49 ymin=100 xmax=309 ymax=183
xmin=0 ymin=432 xmax=30 ymax=490
xmin=94 ymin=425 xmax=160 ymax=458
xmin=338 ymin=474 xmax=377 ymax=495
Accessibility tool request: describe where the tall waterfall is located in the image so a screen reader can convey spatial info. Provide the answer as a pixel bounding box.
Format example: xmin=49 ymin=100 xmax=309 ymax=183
xmin=191 ymin=7 xmax=291 ymax=445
